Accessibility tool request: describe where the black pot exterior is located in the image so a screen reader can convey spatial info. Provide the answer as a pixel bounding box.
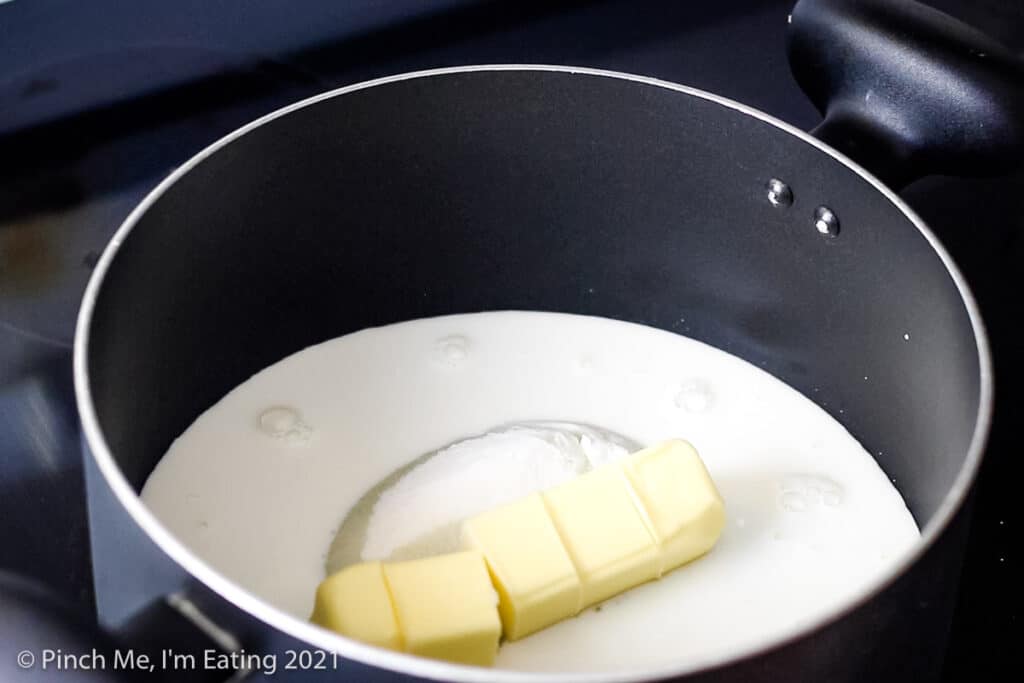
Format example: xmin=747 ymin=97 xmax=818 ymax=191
xmin=76 ymin=68 xmax=990 ymax=682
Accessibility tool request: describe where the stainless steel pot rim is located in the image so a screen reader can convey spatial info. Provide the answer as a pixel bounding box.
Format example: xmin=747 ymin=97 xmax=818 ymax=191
xmin=73 ymin=64 xmax=993 ymax=683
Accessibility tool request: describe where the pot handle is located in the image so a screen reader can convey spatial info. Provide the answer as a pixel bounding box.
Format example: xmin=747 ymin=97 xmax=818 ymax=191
xmin=787 ymin=0 xmax=1024 ymax=189
xmin=0 ymin=572 xmax=251 ymax=682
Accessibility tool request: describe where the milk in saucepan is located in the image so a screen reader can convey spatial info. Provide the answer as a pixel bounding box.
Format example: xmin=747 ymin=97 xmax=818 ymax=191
xmin=141 ymin=312 xmax=919 ymax=673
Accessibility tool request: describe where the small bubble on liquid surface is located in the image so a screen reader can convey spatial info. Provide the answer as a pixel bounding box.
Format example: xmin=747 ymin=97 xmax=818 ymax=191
xmin=778 ymin=474 xmax=845 ymax=512
xmin=260 ymin=406 xmax=298 ymax=434
xmin=434 ymin=335 xmax=470 ymax=367
xmin=258 ymin=406 xmax=312 ymax=444
xmin=575 ymin=355 xmax=596 ymax=374
xmin=673 ymin=379 xmax=714 ymax=413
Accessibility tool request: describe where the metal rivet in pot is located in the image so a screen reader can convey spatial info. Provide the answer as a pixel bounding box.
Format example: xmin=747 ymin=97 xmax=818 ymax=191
xmin=814 ymin=206 xmax=840 ymax=237
xmin=766 ymin=178 xmax=793 ymax=208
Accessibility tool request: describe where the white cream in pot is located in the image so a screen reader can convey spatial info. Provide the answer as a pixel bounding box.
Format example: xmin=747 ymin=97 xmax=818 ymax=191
xmin=141 ymin=311 xmax=919 ymax=673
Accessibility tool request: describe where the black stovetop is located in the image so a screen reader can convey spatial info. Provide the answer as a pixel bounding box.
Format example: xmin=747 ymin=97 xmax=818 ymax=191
xmin=1 ymin=1 xmax=1020 ymax=679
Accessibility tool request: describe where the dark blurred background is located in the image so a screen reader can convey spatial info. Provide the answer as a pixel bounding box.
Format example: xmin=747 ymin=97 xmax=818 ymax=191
xmin=1 ymin=0 xmax=1020 ymax=679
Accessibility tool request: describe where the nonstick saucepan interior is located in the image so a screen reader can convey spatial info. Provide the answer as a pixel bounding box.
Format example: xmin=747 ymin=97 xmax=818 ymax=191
xmin=85 ymin=66 xmax=987 ymax=529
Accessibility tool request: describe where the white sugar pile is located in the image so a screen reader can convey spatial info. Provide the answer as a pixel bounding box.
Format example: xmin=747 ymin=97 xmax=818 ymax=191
xmin=358 ymin=424 xmax=632 ymax=562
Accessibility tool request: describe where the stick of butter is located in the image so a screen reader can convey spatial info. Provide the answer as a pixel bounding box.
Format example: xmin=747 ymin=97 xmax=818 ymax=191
xmin=313 ymin=439 xmax=724 ymax=665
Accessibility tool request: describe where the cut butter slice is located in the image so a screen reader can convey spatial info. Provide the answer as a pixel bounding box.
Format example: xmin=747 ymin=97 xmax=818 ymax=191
xmin=310 ymin=561 xmax=402 ymax=651
xmin=542 ymin=465 xmax=661 ymax=608
xmin=383 ymin=551 xmax=501 ymax=667
xmin=623 ymin=439 xmax=726 ymax=574
xmin=462 ymin=493 xmax=582 ymax=640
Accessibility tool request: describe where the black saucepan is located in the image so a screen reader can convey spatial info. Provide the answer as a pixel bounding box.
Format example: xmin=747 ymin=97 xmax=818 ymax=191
xmin=10 ymin=0 xmax=1021 ymax=681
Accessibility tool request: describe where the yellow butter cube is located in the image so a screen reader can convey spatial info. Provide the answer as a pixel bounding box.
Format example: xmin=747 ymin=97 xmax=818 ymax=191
xmin=622 ymin=440 xmax=726 ymax=574
xmin=310 ymin=561 xmax=402 ymax=651
xmin=383 ymin=551 xmax=501 ymax=666
xmin=462 ymin=494 xmax=582 ymax=640
xmin=542 ymin=466 xmax=660 ymax=608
